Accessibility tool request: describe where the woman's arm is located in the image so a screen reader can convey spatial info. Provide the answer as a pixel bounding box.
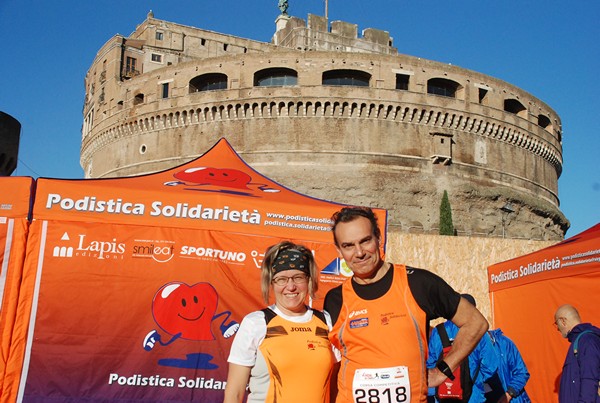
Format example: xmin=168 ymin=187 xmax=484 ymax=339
xmin=223 ymin=363 xmax=251 ymax=403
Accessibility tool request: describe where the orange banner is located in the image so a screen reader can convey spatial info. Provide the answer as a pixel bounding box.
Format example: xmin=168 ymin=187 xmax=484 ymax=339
xmin=488 ymin=224 xmax=600 ymax=292
xmin=4 ymin=221 xmax=344 ymax=401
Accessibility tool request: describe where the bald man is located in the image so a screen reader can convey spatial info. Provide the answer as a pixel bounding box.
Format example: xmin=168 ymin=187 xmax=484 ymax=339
xmin=554 ymin=304 xmax=600 ymax=403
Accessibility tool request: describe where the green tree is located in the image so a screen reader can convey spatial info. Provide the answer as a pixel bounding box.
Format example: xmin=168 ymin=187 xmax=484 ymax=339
xmin=439 ymin=190 xmax=455 ymax=236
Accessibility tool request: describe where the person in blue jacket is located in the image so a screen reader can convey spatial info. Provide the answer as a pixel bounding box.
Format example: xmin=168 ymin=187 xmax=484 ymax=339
xmin=427 ymin=294 xmax=498 ymax=402
xmin=554 ymin=304 xmax=600 ymax=403
xmin=487 ymin=328 xmax=531 ymax=402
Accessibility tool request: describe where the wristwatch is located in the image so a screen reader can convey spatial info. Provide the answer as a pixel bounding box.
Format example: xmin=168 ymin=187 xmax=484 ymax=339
xmin=507 ymin=387 xmax=518 ymax=398
xmin=436 ymin=360 xmax=455 ymax=380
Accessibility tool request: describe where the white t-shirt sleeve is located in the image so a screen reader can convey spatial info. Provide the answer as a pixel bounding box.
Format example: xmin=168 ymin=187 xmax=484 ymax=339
xmin=227 ymin=310 xmax=267 ymax=367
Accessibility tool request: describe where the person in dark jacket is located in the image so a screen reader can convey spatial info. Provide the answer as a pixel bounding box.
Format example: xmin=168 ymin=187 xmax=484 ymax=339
xmin=554 ymin=304 xmax=600 ymax=403
xmin=488 ymin=328 xmax=531 ymax=403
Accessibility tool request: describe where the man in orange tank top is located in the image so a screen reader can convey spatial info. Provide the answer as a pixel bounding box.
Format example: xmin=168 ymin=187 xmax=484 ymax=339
xmin=324 ymin=207 xmax=489 ymax=402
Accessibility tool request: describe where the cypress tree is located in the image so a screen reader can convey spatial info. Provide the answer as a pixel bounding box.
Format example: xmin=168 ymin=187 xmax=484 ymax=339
xmin=439 ymin=190 xmax=455 ymax=236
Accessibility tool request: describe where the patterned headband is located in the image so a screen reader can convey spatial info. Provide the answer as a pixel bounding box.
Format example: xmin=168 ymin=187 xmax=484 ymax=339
xmin=272 ymin=249 xmax=310 ymax=275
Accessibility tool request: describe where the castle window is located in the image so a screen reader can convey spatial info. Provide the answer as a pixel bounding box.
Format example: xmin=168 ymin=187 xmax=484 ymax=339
xmin=189 ymin=73 xmax=228 ymax=92
xmin=151 ymin=54 xmax=162 ymax=63
xmin=254 ymin=68 xmax=298 ymax=86
xmin=126 ymin=57 xmax=136 ymax=71
xmin=134 ymin=93 xmax=145 ymax=105
xmin=161 ymin=83 xmax=169 ymax=99
xmin=156 ymin=32 xmax=163 ymax=40
xmin=427 ymin=78 xmax=460 ymax=98
xmin=323 ymin=69 xmax=370 ymax=86
xmin=430 ymin=132 xmax=454 ymax=165
xmin=538 ymin=114 xmax=551 ymax=129
xmin=504 ymin=99 xmax=527 ymax=117
xmin=395 ymin=74 xmax=410 ymax=90
xmin=474 ymin=84 xmax=491 ymax=104
xmin=200 ymin=38 xmax=206 ymax=46
xmin=478 ymin=88 xmax=488 ymax=104
xmin=125 ymin=56 xmax=138 ymax=78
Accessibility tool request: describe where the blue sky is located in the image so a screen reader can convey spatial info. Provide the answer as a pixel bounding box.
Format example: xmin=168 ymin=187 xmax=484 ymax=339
xmin=1 ymin=0 xmax=598 ymax=237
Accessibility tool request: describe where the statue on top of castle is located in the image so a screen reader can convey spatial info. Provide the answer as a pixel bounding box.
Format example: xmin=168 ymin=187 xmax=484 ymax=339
xmin=278 ymin=0 xmax=289 ymax=15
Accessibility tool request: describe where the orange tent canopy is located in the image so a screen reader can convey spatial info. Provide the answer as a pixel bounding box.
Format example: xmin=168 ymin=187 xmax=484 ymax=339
xmin=3 ymin=139 xmax=387 ymax=402
xmin=0 ymin=177 xmax=34 ymax=391
xmin=32 ymin=138 xmax=387 ymax=243
xmin=488 ymin=223 xmax=600 ymax=402
xmin=0 ymin=176 xmax=34 ymax=218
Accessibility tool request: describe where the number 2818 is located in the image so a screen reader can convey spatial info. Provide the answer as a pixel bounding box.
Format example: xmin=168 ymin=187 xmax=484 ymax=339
xmin=354 ymin=386 xmax=407 ymax=402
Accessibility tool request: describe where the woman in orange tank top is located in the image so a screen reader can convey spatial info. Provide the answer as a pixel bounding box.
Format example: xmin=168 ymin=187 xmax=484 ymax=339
xmin=224 ymin=241 xmax=338 ymax=403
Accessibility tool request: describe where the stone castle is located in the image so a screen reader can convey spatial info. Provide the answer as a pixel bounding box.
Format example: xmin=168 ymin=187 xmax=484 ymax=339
xmin=81 ymin=10 xmax=568 ymax=241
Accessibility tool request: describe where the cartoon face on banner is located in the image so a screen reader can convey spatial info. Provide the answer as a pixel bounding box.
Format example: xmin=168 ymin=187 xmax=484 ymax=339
xmin=173 ymin=167 xmax=252 ymax=189
xmin=165 ymin=166 xmax=280 ymax=195
xmin=153 ymin=282 xmax=219 ymax=341
xmin=143 ymin=281 xmax=240 ymax=370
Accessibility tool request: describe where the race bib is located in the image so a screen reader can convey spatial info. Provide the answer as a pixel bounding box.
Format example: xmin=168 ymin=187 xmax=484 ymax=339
xmin=353 ymin=366 xmax=410 ymax=402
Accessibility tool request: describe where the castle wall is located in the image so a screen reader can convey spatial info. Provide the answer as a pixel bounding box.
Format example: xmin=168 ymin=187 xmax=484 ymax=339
xmin=81 ymin=15 xmax=567 ymax=241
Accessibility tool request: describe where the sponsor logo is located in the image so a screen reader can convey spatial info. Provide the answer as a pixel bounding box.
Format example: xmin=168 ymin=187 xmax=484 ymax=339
xmin=349 ymin=318 xmax=369 ymax=329
xmin=251 ymin=249 xmax=265 ymax=269
xmin=179 ymin=245 xmax=247 ymax=265
xmin=321 ymin=258 xmax=353 ymax=277
xmin=291 ymin=327 xmax=312 ymax=332
xmin=53 ymin=232 xmax=74 ymax=257
xmin=52 ymin=232 xmax=125 ymax=260
xmin=348 ymin=308 xmax=368 ymax=319
xmin=132 ymin=240 xmax=175 ymax=263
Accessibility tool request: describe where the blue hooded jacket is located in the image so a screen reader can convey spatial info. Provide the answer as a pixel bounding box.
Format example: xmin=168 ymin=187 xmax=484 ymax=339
xmin=427 ymin=321 xmax=498 ymax=402
xmin=488 ymin=329 xmax=531 ymax=403
xmin=559 ymin=322 xmax=600 ymax=403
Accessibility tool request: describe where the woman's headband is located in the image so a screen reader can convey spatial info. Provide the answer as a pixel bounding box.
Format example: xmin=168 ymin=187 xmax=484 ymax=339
xmin=272 ymin=249 xmax=310 ymax=275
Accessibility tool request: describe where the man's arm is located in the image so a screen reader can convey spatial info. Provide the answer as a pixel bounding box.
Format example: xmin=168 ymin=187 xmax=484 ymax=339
xmin=428 ymin=297 xmax=489 ymax=387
